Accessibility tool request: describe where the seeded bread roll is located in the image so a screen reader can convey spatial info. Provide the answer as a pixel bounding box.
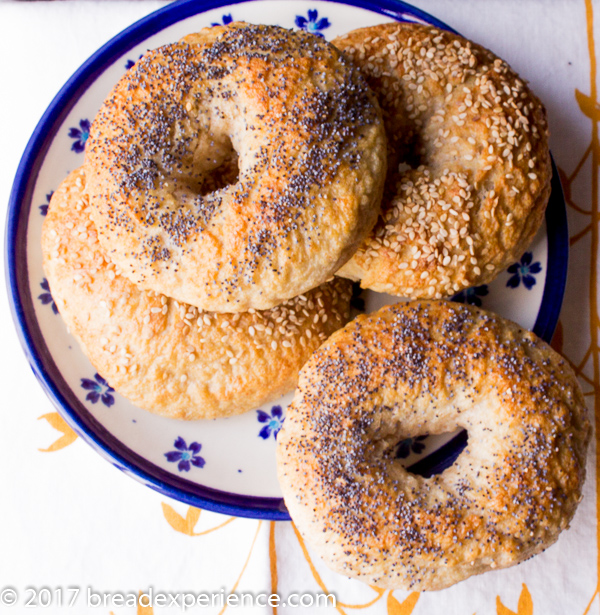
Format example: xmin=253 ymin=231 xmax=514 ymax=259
xmin=334 ymin=22 xmax=551 ymax=299
xmin=42 ymin=169 xmax=353 ymax=419
xmin=84 ymin=22 xmax=386 ymax=313
xmin=277 ymin=301 xmax=590 ymax=590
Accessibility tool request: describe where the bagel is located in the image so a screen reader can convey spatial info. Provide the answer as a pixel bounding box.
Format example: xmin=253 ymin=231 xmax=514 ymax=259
xmin=84 ymin=22 xmax=386 ymax=312
xmin=42 ymin=168 xmax=353 ymax=419
xmin=277 ymin=301 xmax=589 ymax=590
xmin=334 ymin=23 xmax=551 ymax=298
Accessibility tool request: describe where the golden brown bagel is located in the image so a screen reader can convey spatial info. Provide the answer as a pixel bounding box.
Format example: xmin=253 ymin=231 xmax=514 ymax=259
xmin=277 ymin=301 xmax=589 ymax=590
xmin=42 ymin=168 xmax=353 ymax=419
xmin=84 ymin=22 xmax=386 ymax=312
xmin=334 ymin=23 xmax=551 ymax=299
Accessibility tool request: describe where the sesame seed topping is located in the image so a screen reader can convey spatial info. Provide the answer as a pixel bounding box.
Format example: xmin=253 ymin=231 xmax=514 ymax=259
xmin=335 ymin=21 xmax=550 ymax=299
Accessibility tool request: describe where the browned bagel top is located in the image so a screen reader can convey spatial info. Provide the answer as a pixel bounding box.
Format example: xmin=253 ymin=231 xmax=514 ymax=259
xmin=85 ymin=22 xmax=386 ymax=312
xmin=277 ymin=301 xmax=589 ymax=590
xmin=334 ymin=22 xmax=551 ymax=299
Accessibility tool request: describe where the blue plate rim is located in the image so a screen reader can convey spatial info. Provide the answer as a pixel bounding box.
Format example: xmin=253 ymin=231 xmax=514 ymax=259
xmin=532 ymin=157 xmax=568 ymax=341
xmin=4 ymin=0 xmax=568 ymax=521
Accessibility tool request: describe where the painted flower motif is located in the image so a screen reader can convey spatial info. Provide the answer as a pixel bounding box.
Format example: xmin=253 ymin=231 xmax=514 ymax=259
xmin=295 ymin=10 xmax=331 ymax=37
xmin=452 ymin=284 xmax=489 ymax=307
xmin=257 ymin=405 xmax=284 ymax=440
xmin=396 ymin=435 xmax=427 ymax=459
xmin=38 ymin=278 xmax=58 ymax=314
xmin=68 ymin=119 xmax=91 ymax=153
xmin=39 ymin=191 xmax=53 ymax=216
xmin=164 ymin=437 xmax=205 ymax=472
xmin=211 ymin=13 xmax=233 ymax=26
xmin=506 ymin=252 xmax=542 ymax=290
xmin=80 ymin=373 xmax=115 ymax=407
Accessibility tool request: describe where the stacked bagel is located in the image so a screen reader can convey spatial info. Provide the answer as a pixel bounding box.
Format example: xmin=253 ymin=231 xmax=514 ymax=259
xmin=333 ymin=23 xmax=551 ymax=298
xmin=42 ymin=21 xmax=589 ymax=589
xmin=43 ymin=22 xmax=387 ymax=418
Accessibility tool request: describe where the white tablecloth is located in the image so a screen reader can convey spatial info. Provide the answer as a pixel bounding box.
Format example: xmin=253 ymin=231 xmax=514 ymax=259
xmin=0 ymin=1 xmax=598 ymax=613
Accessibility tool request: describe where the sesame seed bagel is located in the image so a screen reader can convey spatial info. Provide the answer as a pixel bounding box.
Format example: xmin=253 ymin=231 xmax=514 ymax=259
xmin=277 ymin=301 xmax=589 ymax=590
xmin=42 ymin=168 xmax=353 ymax=419
xmin=334 ymin=23 xmax=551 ymax=299
xmin=84 ymin=22 xmax=386 ymax=312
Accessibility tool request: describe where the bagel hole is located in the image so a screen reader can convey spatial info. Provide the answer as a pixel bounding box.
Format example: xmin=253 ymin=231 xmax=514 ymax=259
xmin=395 ymin=429 xmax=468 ymax=478
xmin=386 ymin=128 xmax=424 ymax=177
xmin=196 ymin=148 xmax=239 ymax=196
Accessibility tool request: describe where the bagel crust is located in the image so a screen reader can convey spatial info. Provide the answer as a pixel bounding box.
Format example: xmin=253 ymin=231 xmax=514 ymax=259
xmin=42 ymin=169 xmax=353 ymax=419
xmin=84 ymin=22 xmax=386 ymax=312
xmin=334 ymin=23 xmax=551 ymax=298
xmin=277 ymin=301 xmax=590 ymax=590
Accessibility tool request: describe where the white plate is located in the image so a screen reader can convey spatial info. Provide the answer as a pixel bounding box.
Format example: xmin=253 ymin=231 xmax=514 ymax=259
xmin=6 ymin=0 xmax=568 ymax=519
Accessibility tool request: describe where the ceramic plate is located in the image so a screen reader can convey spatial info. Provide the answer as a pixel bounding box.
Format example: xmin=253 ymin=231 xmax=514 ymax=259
xmin=6 ymin=0 xmax=568 ymax=520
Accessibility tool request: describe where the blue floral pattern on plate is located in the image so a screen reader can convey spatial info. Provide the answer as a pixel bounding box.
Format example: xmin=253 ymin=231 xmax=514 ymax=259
xmin=507 ymin=252 xmax=542 ymax=290
xmin=5 ymin=0 xmax=563 ymax=522
xmin=212 ymin=13 xmax=233 ymax=26
xmin=68 ymin=119 xmax=90 ymax=153
xmin=39 ymin=191 xmax=53 ymax=216
xmin=257 ymin=405 xmax=284 ymax=440
xmin=165 ymin=437 xmax=205 ymax=472
xmin=295 ymin=9 xmax=331 ymax=37
xmin=38 ymin=278 xmax=58 ymax=314
xmin=81 ymin=373 xmax=115 ymax=407
xmin=453 ymin=284 xmax=489 ymax=307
